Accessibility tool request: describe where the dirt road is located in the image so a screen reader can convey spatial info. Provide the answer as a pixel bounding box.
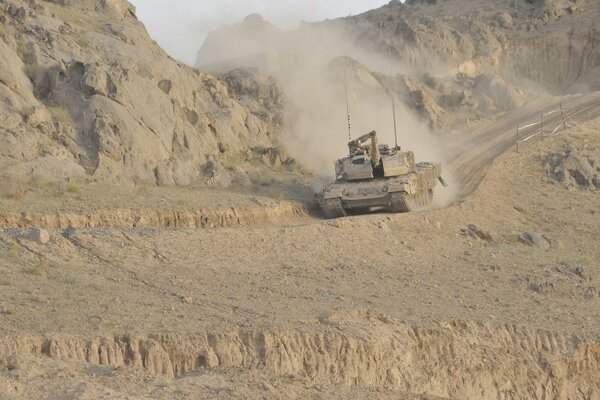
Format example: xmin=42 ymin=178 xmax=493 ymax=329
xmin=445 ymin=91 xmax=600 ymax=199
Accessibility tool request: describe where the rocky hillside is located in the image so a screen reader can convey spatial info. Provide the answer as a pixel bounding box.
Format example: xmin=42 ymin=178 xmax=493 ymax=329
xmin=2 ymin=0 xmax=598 ymax=186
xmin=196 ymin=0 xmax=600 ymax=129
xmin=0 ymin=0 xmax=285 ymax=186
xmin=338 ymin=0 xmax=600 ymax=125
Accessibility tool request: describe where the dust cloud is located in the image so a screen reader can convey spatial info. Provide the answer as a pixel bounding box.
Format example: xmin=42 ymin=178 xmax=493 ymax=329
xmin=196 ymin=14 xmax=458 ymax=204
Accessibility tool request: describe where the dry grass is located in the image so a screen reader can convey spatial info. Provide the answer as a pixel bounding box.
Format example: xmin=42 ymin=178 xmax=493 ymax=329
xmin=16 ymin=40 xmax=41 ymax=84
xmin=66 ymin=182 xmax=81 ymax=194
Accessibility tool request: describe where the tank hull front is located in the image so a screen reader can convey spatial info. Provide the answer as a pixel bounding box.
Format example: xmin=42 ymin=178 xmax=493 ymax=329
xmin=319 ymin=162 xmax=441 ymax=217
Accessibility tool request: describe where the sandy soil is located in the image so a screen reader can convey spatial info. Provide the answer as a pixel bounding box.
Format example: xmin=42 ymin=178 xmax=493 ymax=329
xmin=0 ymin=114 xmax=599 ymax=398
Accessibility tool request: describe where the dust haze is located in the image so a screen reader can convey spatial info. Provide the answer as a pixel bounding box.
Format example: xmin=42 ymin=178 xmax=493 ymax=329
xmin=195 ymin=15 xmax=458 ymax=205
xmin=132 ymin=0 xmax=391 ymax=65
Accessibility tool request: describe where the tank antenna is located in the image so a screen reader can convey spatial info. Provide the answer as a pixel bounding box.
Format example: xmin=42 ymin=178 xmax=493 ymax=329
xmin=390 ymin=74 xmax=399 ymax=149
xmin=391 ymin=90 xmax=399 ymax=149
xmin=344 ymin=69 xmax=352 ymax=142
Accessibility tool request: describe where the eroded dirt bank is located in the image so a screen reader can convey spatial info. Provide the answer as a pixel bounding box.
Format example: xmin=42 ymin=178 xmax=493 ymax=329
xmin=1 ymin=315 xmax=599 ymax=399
xmin=0 ymin=202 xmax=309 ymax=229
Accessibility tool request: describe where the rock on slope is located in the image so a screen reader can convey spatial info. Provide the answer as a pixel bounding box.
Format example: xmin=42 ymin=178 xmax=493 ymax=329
xmin=0 ymin=0 xmax=284 ymax=186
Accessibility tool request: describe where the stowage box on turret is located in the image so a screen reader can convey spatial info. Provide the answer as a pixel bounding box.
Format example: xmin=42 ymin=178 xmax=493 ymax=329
xmin=318 ymin=130 xmax=446 ymax=218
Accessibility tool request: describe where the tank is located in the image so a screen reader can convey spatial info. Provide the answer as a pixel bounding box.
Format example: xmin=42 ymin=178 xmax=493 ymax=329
xmin=319 ymin=130 xmax=446 ymax=218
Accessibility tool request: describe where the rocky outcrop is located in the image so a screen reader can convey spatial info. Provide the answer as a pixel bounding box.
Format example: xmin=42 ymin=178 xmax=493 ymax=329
xmin=195 ymin=0 xmax=600 ymax=129
xmin=546 ymin=147 xmax=600 ymax=189
xmin=0 ymin=314 xmax=599 ymax=399
xmin=0 ymin=0 xmax=285 ymax=186
xmin=507 ymin=28 xmax=600 ymax=92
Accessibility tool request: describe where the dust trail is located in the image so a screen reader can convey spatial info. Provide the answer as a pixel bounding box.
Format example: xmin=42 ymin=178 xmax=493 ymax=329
xmin=196 ymin=14 xmax=461 ymax=202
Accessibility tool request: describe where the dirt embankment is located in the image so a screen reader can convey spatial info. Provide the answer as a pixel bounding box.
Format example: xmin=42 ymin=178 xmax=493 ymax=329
xmin=0 ymin=202 xmax=309 ymax=229
xmin=507 ymin=28 xmax=600 ymax=91
xmin=1 ymin=313 xmax=599 ymax=399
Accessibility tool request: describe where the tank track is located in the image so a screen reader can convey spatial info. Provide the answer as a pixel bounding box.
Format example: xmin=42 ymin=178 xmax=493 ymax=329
xmin=321 ymin=198 xmax=347 ymax=218
xmin=322 ymin=189 xmax=433 ymax=218
xmin=390 ymin=190 xmax=433 ymax=213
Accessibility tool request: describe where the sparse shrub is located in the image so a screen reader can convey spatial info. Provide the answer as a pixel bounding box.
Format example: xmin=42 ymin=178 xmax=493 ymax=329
xmin=6 ymin=244 xmax=21 ymax=260
xmin=66 ymin=181 xmax=81 ymax=194
xmin=29 ymin=263 xmax=48 ymax=276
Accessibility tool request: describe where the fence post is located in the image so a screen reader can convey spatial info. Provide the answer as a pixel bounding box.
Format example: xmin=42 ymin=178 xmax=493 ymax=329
xmin=560 ymin=103 xmax=567 ymax=130
xmin=516 ymin=126 xmax=520 ymax=153
xmin=540 ymin=113 xmax=544 ymax=142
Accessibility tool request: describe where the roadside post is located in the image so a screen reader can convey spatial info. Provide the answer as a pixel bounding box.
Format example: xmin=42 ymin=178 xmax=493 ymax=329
xmin=560 ymin=103 xmax=567 ymax=130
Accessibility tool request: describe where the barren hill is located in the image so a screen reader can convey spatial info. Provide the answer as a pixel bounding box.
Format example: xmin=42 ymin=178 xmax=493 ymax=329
xmin=0 ymin=0 xmax=285 ymax=187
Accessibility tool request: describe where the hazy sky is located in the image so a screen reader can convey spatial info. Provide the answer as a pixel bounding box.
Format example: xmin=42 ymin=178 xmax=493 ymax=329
xmin=131 ymin=0 xmax=390 ymax=65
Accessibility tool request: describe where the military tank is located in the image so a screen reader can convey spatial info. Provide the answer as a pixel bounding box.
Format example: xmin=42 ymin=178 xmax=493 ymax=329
xmin=319 ymin=130 xmax=446 ymax=218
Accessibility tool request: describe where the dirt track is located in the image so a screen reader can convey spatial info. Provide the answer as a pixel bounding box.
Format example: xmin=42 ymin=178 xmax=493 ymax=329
xmin=445 ymin=91 xmax=600 ymax=199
